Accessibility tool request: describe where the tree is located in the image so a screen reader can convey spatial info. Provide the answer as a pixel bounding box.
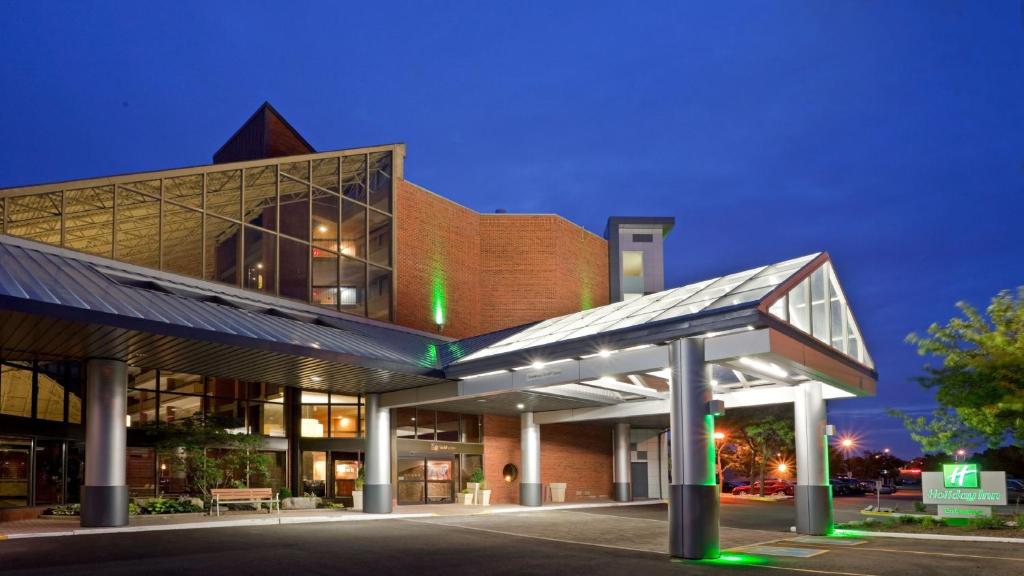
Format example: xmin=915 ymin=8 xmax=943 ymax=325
xmin=893 ymin=287 xmax=1024 ymax=450
xmin=744 ymin=418 xmax=795 ymax=496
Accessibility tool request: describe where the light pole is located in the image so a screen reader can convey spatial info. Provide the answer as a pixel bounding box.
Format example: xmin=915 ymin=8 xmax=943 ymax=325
xmin=956 ymin=448 xmax=966 ymax=462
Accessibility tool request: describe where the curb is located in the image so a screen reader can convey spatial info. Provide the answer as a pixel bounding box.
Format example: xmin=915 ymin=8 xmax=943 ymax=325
xmin=841 ymin=529 xmax=1024 ymax=544
xmin=1 ymin=512 xmax=437 ymax=540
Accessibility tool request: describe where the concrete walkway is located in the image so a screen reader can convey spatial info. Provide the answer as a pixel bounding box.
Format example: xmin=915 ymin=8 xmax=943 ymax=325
xmin=0 ymin=499 xmax=658 ymax=540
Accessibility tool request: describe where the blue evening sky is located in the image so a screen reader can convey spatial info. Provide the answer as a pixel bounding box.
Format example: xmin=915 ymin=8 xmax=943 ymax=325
xmin=2 ymin=1 xmax=1021 ymax=457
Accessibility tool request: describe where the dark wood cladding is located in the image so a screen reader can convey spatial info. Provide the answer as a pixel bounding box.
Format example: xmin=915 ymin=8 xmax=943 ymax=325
xmin=213 ymin=102 xmax=315 ymax=164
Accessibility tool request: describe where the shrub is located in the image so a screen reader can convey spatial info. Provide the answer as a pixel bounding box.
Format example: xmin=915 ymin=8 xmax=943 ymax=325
xmin=967 ymin=516 xmax=1005 ymax=530
xmin=278 ymin=487 xmax=292 ymax=500
xmin=913 ymin=501 xmax=927 ymax=513
xmin=46 ymin=503 xmax=81 ymax=516
xmin=920 ymin=516 xmax=935 ymax=529
xmin=139 ymin=497 xmax=202 ymax=515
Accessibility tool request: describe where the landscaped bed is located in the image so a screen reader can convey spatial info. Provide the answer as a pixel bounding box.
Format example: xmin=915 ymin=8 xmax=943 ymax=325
xmin=42 ymin=498 xmax=204 ymax=518
xmin=839 ymin=514 xmax=1024 ymax=539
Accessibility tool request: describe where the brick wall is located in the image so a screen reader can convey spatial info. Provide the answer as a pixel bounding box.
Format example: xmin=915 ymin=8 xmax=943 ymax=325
xmin=395 ymin=179 xmax=610 ymax=339
xmin=482 ymin=414 xmax=612 ymax=504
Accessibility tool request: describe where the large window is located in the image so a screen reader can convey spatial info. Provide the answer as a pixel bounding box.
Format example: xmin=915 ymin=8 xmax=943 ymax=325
xmin=125 ymin=369 xmax=286 ymax=437
xmin=0 ymin=148 xmax=397 ymax=321
xmin=300 ymin=392 xmax=363 ymax=438
xmin=0 ymin=361 xmax=82 ymax=423
xmin=391 ymin=408 xmax=483 ymax=443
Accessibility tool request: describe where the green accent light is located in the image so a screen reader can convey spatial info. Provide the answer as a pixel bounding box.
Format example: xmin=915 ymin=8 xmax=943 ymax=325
xmin=823 ymin=434 xmax=835 ymax=534
xmin=680 ymin=552 xmax=769 ymax=567
xmin=429 ymin=242 xmax=447 ymax=327
xmin=943 ymin=463 xmax=978 ymax=488
xmin=704 ymin=414 xmax=717 ymax=486
xmin=420 ymin=343 xmax=439 ymax=369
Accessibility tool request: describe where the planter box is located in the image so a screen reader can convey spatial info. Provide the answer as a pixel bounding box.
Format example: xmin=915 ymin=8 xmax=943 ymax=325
xmin=550 ymin=483 xmax=567 ymax=503
xmin=458 ymin=493 xmax=474 ymax=505
xmin=281 ymin=496 xmax=320 ymax=510
xmin=479 ymin=489 xmax=492 ymax=506
xmin=352 ymin=490 xmax=363 ymax=511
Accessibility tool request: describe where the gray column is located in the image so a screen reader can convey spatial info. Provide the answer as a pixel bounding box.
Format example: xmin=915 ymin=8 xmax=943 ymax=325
xmin=794 ymin=381 xmax=833 ymax=535
xmin=519 ymin=412 xmax=542 ymax=506
xmin=668 ymin=338 xmax=719 ymax=560
xmin=363 ymin=393 xmax=392 ymax=513
xmin=613 ymin=422 xmax=632 ymax=502
xmin=81 ymin=359 xmax=129 ymax=527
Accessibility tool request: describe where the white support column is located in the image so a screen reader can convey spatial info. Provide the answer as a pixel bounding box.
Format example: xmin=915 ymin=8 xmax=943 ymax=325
xmin=794 ymin=381 xmax=833 ymax=534
xmin=520 ymin=412 xmax=542 ymax=506
xmin=613 ymin=422 xmax=632 ymax=502
xmin=668 ymin=338 xmax=720 ymax=560
xmin=363 ymin=393 xmax=392 ymax=513
xmin=81 ymin=359 xmax=128 ymax=527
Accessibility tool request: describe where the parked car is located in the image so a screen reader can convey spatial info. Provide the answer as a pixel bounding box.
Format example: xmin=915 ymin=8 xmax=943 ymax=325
xmin=830 ymin=477 xmax=864 ymax=496
xmin=732 ymin=480 xmax=794 ymax=496
xmin=1007 ymin=479 xmax=1024 ymax=502
xmin=853 ymin=478 xmax=898 ymax=494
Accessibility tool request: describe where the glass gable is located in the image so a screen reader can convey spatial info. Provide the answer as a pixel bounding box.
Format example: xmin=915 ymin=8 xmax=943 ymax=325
xmin=0 ymin=146 xmax=398 ymax=322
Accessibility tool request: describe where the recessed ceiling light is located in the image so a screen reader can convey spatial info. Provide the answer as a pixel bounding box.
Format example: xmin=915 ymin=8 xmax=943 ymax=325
xmin=531 ymin=361 xmax=545 ymax=370
xmin=516 ymin=403 xmax=525 ymax=410
xmin=598 ymin=349 xmax=611 ymax=358
xmin=311 ymin=376 xmax=322 ymax=382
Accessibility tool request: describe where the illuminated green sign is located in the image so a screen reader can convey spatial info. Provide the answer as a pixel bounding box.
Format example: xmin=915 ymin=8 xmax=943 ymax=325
xmin=942 ymin=463 xmax=978 ymax=488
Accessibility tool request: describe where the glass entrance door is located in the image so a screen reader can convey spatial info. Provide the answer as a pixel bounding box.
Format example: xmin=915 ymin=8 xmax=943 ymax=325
xmin=397 ymin=457 xmax=454 ymax=504
xmin=0 ymin=438 xmax=31 ymax=508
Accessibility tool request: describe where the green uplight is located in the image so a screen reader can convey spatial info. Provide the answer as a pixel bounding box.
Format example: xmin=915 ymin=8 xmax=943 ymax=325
xmin=681 ymin=552 xmax=770 ymax=567
xmin=420 ymin=343 xmax=439 ymax=369
xmin=429 ymin=245 xmax=446 ymax=327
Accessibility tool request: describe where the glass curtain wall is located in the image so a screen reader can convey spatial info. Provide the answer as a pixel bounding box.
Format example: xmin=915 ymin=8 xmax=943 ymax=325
xmin=299 ymin=392 xmax=363 ymax=438
xmin=393 ymin=408 xmax=482 ymax=443
xmin=0 ymin=148 xmax=396 ymax=321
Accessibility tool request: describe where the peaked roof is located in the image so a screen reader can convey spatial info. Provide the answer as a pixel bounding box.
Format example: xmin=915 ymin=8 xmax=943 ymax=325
xmin=213 ymin=102 xmax=316 ymax=164
xmin=446 ymin=252 xmax=874 ymax=374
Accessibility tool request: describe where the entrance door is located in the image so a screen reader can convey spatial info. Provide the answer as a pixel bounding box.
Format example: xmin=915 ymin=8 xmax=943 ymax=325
xmin=0 ymin=438 xmax=31 ymax=508
xmin=631 ymin=462 xmax=649 ymax=499
xmin=397 ymin=457 xmax=454 ymax=504
xmin=332 ymin=456 xmax=359 ymax=502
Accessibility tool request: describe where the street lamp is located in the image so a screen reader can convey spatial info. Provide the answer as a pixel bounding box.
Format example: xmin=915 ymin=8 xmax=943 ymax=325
xmin=956 ymin=448 xmax=966 ymax=462
xmin=839 ymin=436 xmax=857 ymax=477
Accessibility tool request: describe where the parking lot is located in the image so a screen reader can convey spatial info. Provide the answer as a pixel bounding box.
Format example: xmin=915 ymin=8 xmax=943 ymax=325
xmin=2 ymin=500 xmax=1022 ymax=576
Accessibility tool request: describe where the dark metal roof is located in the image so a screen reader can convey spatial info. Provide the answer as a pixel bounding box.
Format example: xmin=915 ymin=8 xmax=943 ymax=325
xmin=0 ymin=235 xmax=450 ymax=392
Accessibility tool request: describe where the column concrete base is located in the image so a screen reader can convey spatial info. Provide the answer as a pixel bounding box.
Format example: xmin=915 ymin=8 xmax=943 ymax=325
xmin=363 ymin=483 xmax=392 ymax=514
xmin=669 ymin=484 xmax=684 ymax=557
xmin=81 ymin=485 xmax=129 ymax=527
xmin=681 ymin=484 xmax=720 ymax=560
xmin=795 ymin=485 xmax=833 ymax=535
xmin=613 ymin=482 xmax=631 ymax=502
xmin=519 ymin=483 xmax=543 ymax=506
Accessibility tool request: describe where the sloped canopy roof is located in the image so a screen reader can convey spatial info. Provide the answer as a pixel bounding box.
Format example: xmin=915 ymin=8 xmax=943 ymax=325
xmin=446 ymin=252 xmax=874 ymax=376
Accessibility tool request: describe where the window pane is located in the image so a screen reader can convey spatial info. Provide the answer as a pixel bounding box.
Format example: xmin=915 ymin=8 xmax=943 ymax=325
xmin=0 ymin=363 xmax=33 ymax=418
xmin=341 ymin=154 xmax=366 ymax=201
xmin=128 ymin=388 xmax=158 ymax=428
xmin=261 ymin=403 xmax=285 ymax=437
xmin=68 ymin=389 xmax=82 ymax=424
xmin=340 ymin=256 xmax=366 ymax=316
xmin=311 ymin=250 xmax=339 ymax=309
xmin=312 ymin=157 xmax=340 ymax=193
xmin=810 ymin=267 xmax=828 ymax=343
xmin=243 ymin=226 xmax=276 ymax=293
xmin=130 ymin=368 xmax=158 ymax=390
xmin=368 ymin=210 xmax=391 ymax=267
xmin=367 ymin=264 xmax=391 ymax=322
xmin=330 ymin=406 xmax=358 ymax=438
xmin=207 ymin=169 xmax=242 ymax=220
xmin=788 ymin=278 xmax=810 ymax=333
xmin=311 ymin=189 xmax=339 ymax=253
xmin=279 ymin=175 xmax=310 ymax=241
xmin=435 ymin=411 xmax=459 ymax=441
xmin=302 ymin=451 xmax=327 ymax=497
xmin=0 ymin=197 xmax=4 ymax=235
xmin=206 ymin=396 xmax=244 ymax=428
xmin=395 ymin=407 xmax=416 ymax=437
xmin=302 ymin=391 xmax=329 ymax=403
xmin=341 ymin=199 xmax=366 ymax=259
xmin=162 ymin=204 xmax=203 ymax=278
xmin=368 ymin=151 xmax=392 ymax=213
xmin=160 ymin=371 xmax=204 ymax=394
xmin=462 ymin=415 xmax=481 ymax=443
xmin=127 ymin=447 xmax=156 ymax=497
xmin=64 ymin=186 xmax=114 ymax=257
xmin=159 ymin=393 xmax=203 ymax=424
xmin=279 ymin=237 xmax=309 ymax=301
xmin=115 ymin=188 xmax=160 ymax=268
xmin=208 ymin=377 xmax=240 ymax=398
xmin=165 ymin=174 xmax=203 ymax=209
xmin=415 ymin=409 xmax=436 ymax=440
xmin=244 ymin=165 xmax=278 ymax=231
xmin=205 ymin=216 xmax=241 ymax=286
xmin=331 ymin=394 xmax=359 ymax=404
xmin=7 ymin=192 xmax=62 ymax=246
xmin=34 ymin=439 xmax=65 ymax=505
xmin=279 ymin=160 xmax=309 ymax=181
xmin=301 ymin=405 xmax=328 ymax=437
xmin=36 ymin=371 xmax=65 ymax=422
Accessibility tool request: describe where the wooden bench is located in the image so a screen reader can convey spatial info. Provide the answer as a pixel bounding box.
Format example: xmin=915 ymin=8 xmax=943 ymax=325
xmin=210 ymin=488 xmax=279 ymax=516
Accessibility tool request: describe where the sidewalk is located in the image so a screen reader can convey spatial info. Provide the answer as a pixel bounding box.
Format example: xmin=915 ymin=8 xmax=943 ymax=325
xmin=0 ymin=499 xmax=657 ymax=540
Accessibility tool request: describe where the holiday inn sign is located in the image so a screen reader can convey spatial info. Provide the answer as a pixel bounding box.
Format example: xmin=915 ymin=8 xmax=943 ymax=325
xmin=922 ymin=464 xmax=1006 ymax=517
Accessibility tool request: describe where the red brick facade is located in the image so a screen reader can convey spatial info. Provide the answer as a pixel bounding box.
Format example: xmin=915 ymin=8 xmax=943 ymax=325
xmin=395 ymin=179 xmax=609 ymax=339
xmin=482 ymin=415 xmax=613 ymax=504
